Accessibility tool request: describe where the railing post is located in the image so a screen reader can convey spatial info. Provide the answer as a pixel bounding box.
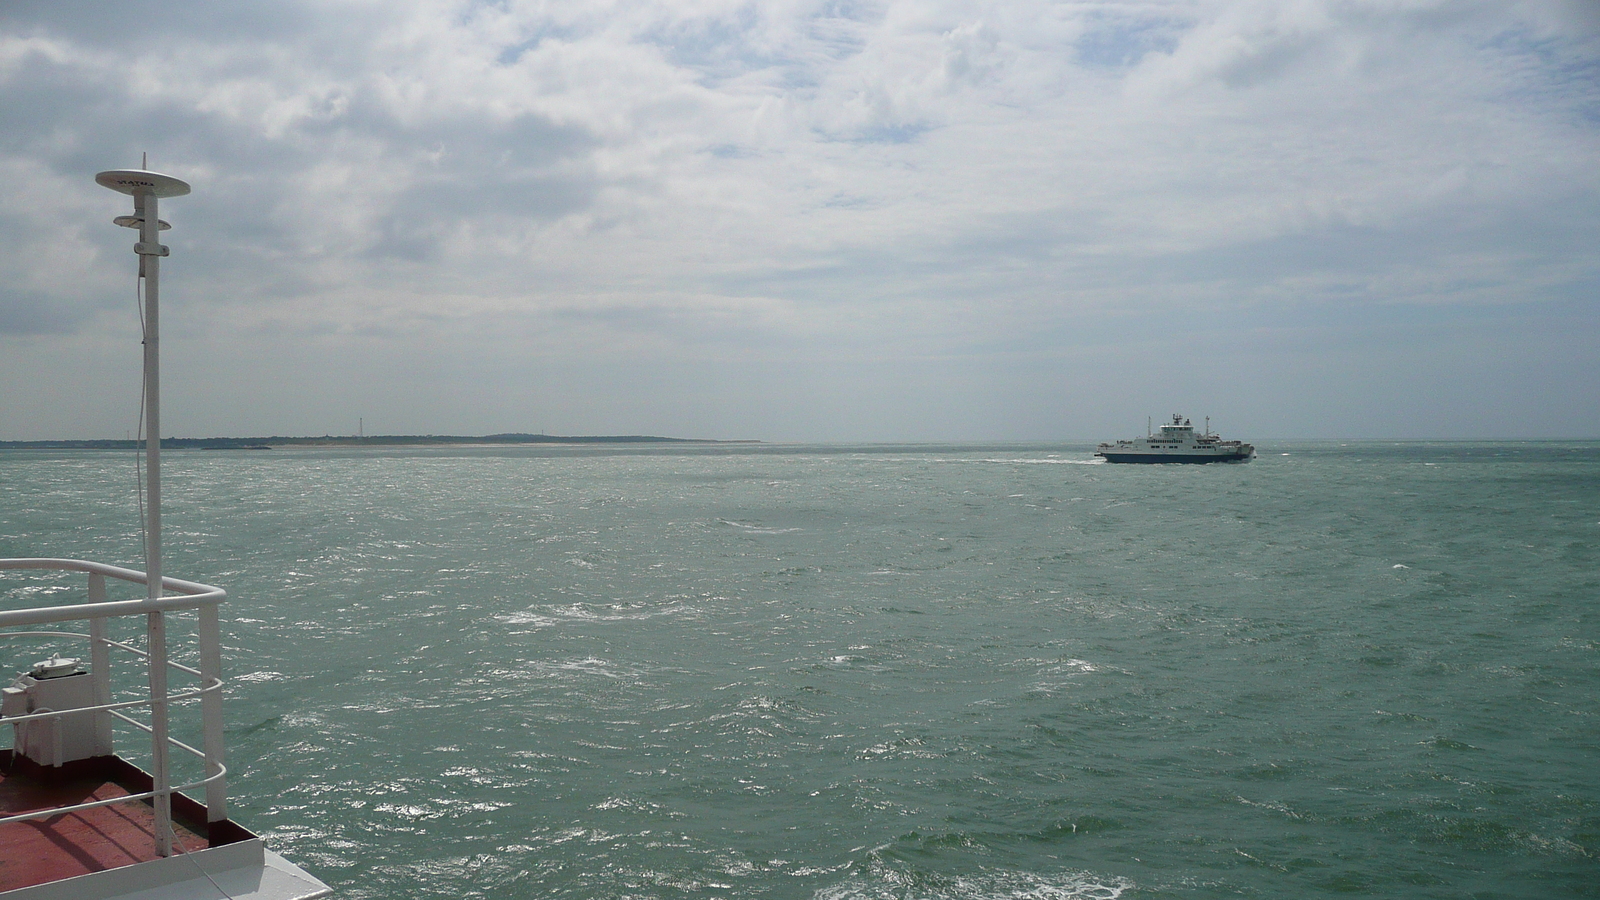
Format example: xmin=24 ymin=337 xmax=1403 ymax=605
xmin=198 ymin=602 xmax=228 ymax=823
xmin=147 ymin=608 xmax=172 ymax=856
xmin=88 ymin=573 xmax=114 ymax=756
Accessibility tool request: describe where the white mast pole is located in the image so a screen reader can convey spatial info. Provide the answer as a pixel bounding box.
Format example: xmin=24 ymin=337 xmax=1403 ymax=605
xmin=140 ymin=188 xmax=170 ymax=856
xmin=97 ymin=166 xmax=190 ymax=858
xmin=141 ymin=191 xmax=162 ymax=601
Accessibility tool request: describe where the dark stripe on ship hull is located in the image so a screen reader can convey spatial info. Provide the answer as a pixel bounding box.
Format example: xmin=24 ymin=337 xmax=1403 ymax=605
xmin=1095 ymin=453 xmax=1251 ymax=464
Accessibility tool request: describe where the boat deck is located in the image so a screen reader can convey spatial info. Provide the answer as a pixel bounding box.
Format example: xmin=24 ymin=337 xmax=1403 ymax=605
xmin=0 ymin=752 xmax=216 ymax=893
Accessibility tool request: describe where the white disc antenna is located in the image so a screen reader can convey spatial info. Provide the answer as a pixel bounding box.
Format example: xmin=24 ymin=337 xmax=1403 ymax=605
xmin=95 ymin=169 xmax=191 ymax=198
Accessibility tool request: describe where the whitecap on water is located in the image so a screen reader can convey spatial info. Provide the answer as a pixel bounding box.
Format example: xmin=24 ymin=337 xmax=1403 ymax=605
xmin=717 ymin=518 xmax=801 ymax=534
xmin=535 ymin=655 xmax=648 ymax=680
xmin=816 ymin=868 xmax=1132 ymax=900
xmin=493 ymin=611 xmax=561 ymax=627
xmin=495 ymin=601 xmax=697 ymax=628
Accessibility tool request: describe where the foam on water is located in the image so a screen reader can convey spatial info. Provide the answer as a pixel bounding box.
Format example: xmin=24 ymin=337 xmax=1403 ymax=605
xmin=817 ymin=867 xmax=1133 ymax=900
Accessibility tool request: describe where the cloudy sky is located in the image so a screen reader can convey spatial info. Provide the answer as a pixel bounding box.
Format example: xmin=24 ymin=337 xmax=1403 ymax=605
xmin=2 ymin=1 xmax=1597 ymax=442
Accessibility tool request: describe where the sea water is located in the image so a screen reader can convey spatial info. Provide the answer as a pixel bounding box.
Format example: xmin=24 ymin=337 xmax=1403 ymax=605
xmin=1 ymin=442 xmax=1596 ymax=899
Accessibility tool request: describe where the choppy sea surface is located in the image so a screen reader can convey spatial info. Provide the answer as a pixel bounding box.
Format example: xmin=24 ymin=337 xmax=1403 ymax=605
xmin=2 ymin=441 xmax=1598 ymax=899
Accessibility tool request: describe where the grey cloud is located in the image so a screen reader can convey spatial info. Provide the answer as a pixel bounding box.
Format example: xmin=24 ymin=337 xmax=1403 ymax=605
xmin=0 ymin=291 xmax=75 ymax=336
xmin=0 ymin=1 xmax=318 ymax=48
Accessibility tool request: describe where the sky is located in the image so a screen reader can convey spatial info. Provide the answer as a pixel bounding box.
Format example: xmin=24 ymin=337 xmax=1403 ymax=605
xmin=2 ymin=0 xmax=1597 ymax=442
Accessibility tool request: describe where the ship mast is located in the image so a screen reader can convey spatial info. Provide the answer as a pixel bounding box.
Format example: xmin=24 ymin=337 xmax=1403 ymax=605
xmin=95 ymin=164 xmax=191 ymax=855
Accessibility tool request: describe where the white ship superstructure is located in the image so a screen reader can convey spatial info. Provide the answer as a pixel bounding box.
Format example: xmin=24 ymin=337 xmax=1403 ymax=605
xmin=1096 ymin=415 xmax=1254 ymax=464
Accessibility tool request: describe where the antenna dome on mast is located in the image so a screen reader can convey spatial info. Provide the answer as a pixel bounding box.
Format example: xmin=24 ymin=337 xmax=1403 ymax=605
xmin=95 ymin=169 xmax=191 ymax=198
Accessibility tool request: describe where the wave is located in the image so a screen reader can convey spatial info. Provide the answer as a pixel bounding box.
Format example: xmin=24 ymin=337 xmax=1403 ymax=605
xmin=818 ymin=867 xmax=1132 ymax=900
xmin=494 ymin=600 xmax=697 ymax=627
xmin=717 ymin=518 xmax=801 ymax=534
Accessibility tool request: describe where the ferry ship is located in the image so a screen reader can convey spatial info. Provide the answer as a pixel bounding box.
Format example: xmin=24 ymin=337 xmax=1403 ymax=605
xmin=1 ymin=169 xmax=330 ymax=899
xmin=1096 ymin=415 xmax=1255 ymax=464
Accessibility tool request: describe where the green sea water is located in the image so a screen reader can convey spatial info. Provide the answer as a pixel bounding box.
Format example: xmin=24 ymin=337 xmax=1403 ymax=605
xmin=2 ymin=442 xmax=1597 ymax=898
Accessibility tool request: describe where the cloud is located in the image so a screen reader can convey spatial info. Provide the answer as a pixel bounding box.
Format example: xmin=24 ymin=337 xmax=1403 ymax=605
xmin=1 ymin=0 xmax=1597 ymax=440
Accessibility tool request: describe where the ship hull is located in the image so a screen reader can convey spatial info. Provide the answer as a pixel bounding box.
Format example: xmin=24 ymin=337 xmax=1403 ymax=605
xmin=1096 ymin=451 xmax=1252 ymax=464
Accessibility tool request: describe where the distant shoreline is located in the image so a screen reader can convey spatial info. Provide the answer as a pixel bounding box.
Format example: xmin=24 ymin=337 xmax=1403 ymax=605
xmin=0 ymin=434 xmax=760 ymax=450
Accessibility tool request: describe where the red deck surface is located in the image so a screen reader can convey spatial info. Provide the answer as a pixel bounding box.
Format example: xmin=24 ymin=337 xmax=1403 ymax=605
xmin=0 ymin=753 xmax=213 ymax=893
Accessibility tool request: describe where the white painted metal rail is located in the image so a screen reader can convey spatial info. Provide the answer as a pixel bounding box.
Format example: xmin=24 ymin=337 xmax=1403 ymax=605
xmin=0 ymin=557 xmax=230 ymax=856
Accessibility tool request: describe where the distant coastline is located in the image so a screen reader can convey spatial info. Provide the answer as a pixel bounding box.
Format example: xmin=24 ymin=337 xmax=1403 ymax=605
xmin=0 ymin=433 xmax=759 ymax=450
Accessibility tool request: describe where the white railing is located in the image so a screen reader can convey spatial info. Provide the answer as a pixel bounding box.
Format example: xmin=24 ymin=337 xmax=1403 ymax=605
xmin=0 ymin=558 xmax=229 ymax=857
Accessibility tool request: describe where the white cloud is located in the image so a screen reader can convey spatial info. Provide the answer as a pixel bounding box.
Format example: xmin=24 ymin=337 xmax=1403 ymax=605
xmin=1 ymin=0 xmax=1597 ymax=440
